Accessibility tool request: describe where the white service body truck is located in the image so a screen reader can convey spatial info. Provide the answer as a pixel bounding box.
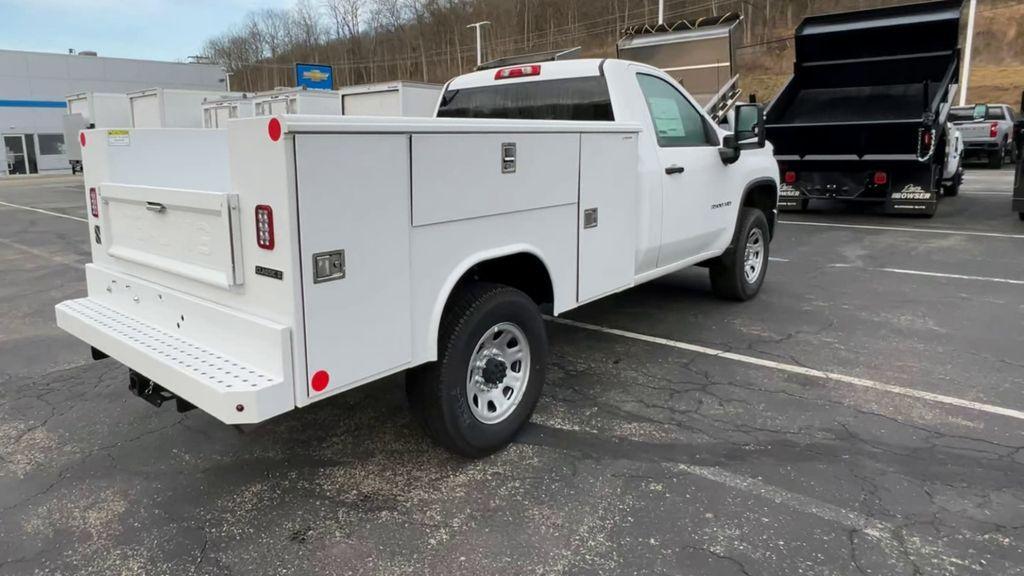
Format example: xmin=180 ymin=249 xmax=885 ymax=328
xmin=56 ymin=59 xmax=779 ymax=456
xmin=63 ymin=92 xmax=132 ymax=174
xmin=338 ymin=81 xmax=442 ymax=117
xmin=202 ymin=94 xmax=256 ymax=129
xmin=252 ymin=88 xmax=341 ymax=117
xmin=129 ymin=88 xmax=232 ymax=129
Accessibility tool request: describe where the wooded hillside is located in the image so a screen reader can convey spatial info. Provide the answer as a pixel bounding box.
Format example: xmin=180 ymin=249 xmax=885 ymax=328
xmin=203 ymin=0 xmax=1024 ymax=106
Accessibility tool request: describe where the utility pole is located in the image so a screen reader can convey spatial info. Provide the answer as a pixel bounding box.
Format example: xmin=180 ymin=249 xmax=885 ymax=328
xmin=467 ymin=21 xmax=491 ymax=67
xmin=959 ymin=0 xmax=977 ymax=106
xmin=658 ymin=0 xmax=665 ymax=25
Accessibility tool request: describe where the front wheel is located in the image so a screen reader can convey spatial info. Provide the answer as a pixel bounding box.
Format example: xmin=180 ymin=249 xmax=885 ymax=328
xmin=709 ymin=208 xmax=770 ymax=301
xmin=406 ymin=283 xmax=547 ymax=458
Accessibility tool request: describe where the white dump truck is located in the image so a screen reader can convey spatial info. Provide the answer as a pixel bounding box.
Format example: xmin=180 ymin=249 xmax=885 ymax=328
xmin=63 ymin=92 xmax=131 ymax=174
xmin=56 ymin=59 xmax=779 ymax=457
xmin=338 ymin=81 xmax=442 ymax=117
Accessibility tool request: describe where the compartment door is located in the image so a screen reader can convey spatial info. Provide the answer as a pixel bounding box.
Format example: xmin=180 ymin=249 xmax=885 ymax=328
xmin=577 ymin=132 xmax=638 ymax=303
xmin=295 ymin=134 xmax=412 ymax=396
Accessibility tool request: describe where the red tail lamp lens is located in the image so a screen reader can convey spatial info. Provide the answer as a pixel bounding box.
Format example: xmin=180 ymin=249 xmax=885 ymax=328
xmin=784 ymin=171 xmax=797 ymax=184
xmin=990 ymin=122 xmax=999 ymax=138
xmin=873 ymin=171 xmax=888 ymax=185
xmin=89 ymin=187 xmax=99 ymax=217
xmin=255 ymin=205 xmax=275 ymax=250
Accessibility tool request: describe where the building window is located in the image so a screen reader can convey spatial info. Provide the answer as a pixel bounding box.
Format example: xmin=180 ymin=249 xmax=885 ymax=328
xmin=37 ymin=134 xmax=66 ymax=156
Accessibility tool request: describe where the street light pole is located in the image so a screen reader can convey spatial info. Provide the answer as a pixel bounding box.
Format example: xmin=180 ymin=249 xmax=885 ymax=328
xmin=959 ymin=0 xmax=977 ymax=106
xmin=658 ymin=0 xmax=665 ymax=25
xmin=467 ymin=21 xmax=491 ymax=67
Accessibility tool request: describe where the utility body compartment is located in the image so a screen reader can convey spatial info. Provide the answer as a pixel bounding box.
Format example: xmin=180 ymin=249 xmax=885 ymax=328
xmin=765 ymin=0 xmax=963 ymax=215
xmin=58 ymin=115 xmax=639 ymax=424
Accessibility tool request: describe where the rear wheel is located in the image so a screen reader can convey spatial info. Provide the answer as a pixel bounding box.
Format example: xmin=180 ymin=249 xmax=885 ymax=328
xmin=406 ymin=283 xmax=546 ymax=458
xmin=1018 ymin=212 xmax=1024 ymax=221
xmin=709 ymin=208 xmax=770 ymax=301
xmin=942 ymin=173 xmax=961 ymax=197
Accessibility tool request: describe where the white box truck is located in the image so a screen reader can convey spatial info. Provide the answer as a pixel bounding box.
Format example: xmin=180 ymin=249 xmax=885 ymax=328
xmin=202 ymin=94 xmax=255 ymax=129
xmin=63 ymin=92 xmax=131 ymax=174
xmin=339 ymin=81 xmax=443 ymax=117
xmin=253 ymin=87 xmax=341 ymax=116
xmin=57 ymin=60 xmax=779 ymax=457
xmin=129 ymin=88 xmax=232 ymax=128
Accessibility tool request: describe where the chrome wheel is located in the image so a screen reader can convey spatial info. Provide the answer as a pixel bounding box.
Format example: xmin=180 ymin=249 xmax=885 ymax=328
xmin=743 ymin=227 xmax=765 ymax=284
xmin=466 ymin=322 xmax=531 ymax=424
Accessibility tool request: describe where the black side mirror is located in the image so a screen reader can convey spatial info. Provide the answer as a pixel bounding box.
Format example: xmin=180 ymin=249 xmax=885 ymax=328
xmin=732 ymin=103 xmax=766 ymax=151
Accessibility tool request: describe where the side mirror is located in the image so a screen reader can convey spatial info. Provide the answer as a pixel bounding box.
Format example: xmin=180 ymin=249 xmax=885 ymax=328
xmin=973 ymin=103 xmax=989 ymax=121
xmin=732 ymin=103 xmax=766 ymax=151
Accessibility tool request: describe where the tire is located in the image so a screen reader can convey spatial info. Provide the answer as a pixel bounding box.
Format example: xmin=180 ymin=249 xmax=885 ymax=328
xmin=1006 ymin=141 xmax=1017 ymax=164
xmin=1018 ymin=212 xmax=1024 ymax=221
xmin=709 ymin=208 xmax=770 ymax=301
xmin=942 ymin=175 xmax=960 ymax=197
xmin=990 ymin=149 xmax=1004 ymax=169
xmin=406 ymin=282 xmax=547 ymax=458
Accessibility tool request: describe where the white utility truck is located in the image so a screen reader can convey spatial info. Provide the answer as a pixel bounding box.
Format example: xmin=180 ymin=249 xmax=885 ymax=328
xmin=129 ymin=88 xmax=231 ymax=128
xmin=56 ymin=59 xmax=778 ymax=457
xmin=63 ymin=92 xmax=131 ymax=174
xmin=252 ymin=87 xmax=341 ymax=116
xmin=338 ymin=81 xmax=442 ymax=117
xmin=202 ymin=94 xmax=255 ymax=129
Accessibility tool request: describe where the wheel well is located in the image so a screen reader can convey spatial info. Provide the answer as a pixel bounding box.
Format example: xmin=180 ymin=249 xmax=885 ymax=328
xmin=453 ymin=252 xmax=554 ymax=308
xmin=743 ymin=182 xmax=778 ymax=237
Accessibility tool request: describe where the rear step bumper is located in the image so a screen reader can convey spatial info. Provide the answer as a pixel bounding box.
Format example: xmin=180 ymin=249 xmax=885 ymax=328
xmin=56 ymin=298 xmax=294 ymax=424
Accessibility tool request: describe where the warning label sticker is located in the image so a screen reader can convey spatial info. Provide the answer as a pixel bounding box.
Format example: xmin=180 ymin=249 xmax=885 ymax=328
xmin=107 ymin=129 xmax=130 ymax=146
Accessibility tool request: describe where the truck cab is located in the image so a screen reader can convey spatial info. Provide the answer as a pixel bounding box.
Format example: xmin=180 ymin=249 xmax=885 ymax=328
xmin=437 ymin=59 xmax=778 ymax=278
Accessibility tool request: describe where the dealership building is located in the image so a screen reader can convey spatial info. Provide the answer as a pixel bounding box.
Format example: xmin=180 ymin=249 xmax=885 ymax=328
xmin=0 ymin=49 xmax=225 ymax=176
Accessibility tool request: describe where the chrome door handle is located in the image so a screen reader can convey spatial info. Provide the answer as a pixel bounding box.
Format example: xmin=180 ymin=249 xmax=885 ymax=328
xmin=665 ymin=165 xmax=685 ymax=175
xmin=145 ymin=202 xmax=166 ymax=213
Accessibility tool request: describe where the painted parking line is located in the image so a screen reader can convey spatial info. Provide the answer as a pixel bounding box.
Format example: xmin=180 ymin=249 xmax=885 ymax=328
xmin=829 ymin=263 xmax=1024 ymax=285
xmin=768 ymin=256 xmax=790 ymax=262
xmin=0 ymin=201 xmax=87 ymax=223
xmin=779 ymin=220 xmax=1024 ymax=239
xmin=548 ymin=317 xmax=1024 ymax=422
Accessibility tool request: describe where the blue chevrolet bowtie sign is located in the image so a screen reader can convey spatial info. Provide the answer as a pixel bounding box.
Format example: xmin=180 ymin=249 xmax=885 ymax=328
xmin=296 ymin=63 xmax=333 ymax=90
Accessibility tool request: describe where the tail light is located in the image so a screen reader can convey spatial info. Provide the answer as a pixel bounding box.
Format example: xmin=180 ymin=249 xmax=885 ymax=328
xmin=990 ymin=122 xmax=999 ymax=138
xmin=873 ymin=171 xmax=888 ymax=185
xmin=784 ymin=171 xmax=797 ymax=184
xmin=255 ymin=205 xmax=275 ymax=250
xmin=89 ymin=187 xmax=99 ymax=217
xmin=495 ymin=65 xmax=541 ymax=80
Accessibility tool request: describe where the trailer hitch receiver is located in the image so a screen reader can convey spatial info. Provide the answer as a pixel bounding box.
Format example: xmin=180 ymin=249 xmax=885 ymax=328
xmin=128 ymin=370 xmax=196 ymax=413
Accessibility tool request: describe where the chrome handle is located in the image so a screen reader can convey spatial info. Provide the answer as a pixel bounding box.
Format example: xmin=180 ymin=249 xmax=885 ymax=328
xmin=145 ymin=202 xmax=166 ymax=213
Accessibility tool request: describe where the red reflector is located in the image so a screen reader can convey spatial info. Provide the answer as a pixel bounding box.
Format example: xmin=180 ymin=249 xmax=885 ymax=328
xmin=990 ymin=122 xmax=999 ymax=138
xmin=873 ymin=171 xmax=888 ymax=185
xmin=784 ymin=171 xmax=797 ymax=184
xmin=494 ymin=65 xmax=541 ymax=80
xmin=79 ymin=132 xmax=86 ymax=148
xmin=255 ymin=204 xmax=275 ymax=250
xmin=89 ymin=187 xmax=99 ymax=218
xmin=311 ymin=370 xmax=330 ymax=392
xmin=268 ymin=117 xmax=282 ymax=142
xmin=922 ymin=131 xmax=932 ymax=147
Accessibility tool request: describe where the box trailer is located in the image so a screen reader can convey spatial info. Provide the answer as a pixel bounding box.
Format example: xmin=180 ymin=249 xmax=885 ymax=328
xmin=764 ymin=0 xmax=963 ymax=217
xmin=253 ymin=88 xmax=341 ymax=117
xmin=339 ymin=81 xmax=443 ymax=117
xmin=202 ymin=94 xmax=256 ymax=129
xmin=129 ymin=88 xmax=232 ymax=128
xmin=63 ymin=92 xmax=131 ymax=173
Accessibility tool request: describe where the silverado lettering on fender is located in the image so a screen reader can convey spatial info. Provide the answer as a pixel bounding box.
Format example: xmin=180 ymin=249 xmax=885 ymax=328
xmin=56 ymin=59 xmax=779 ymax=457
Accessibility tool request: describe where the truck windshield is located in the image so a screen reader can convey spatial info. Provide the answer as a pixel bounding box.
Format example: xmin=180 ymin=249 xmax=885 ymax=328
xmin=436 ymin=76 xmax=614 ymax=121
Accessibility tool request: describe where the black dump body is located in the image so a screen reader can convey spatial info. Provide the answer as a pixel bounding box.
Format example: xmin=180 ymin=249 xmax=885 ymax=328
xmin=765 ymin=1 xmax=963 ymax=214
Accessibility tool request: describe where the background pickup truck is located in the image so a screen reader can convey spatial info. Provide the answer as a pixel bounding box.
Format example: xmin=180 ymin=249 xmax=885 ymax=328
xmin=55 ymin=59 xmax=779 ymax=457
xmin=949 ymin=103 xmax=1018 ymax=168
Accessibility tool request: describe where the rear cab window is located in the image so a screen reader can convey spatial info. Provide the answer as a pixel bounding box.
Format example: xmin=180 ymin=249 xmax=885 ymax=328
xmin=436 ymin=76 xmax=614 ymax=121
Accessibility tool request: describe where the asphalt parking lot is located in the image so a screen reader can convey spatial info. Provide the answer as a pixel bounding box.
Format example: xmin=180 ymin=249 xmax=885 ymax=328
xmin=1 ymin=169 xmax=1023 ymax=575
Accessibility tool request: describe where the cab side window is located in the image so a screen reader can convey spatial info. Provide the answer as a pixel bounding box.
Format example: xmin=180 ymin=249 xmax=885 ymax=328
xmin=636 ymin=73 xmax=716 ymax=148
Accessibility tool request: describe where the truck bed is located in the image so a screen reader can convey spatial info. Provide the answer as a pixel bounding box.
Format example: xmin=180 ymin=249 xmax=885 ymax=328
xmin=776 ymin=83 xmax=941 ymax=125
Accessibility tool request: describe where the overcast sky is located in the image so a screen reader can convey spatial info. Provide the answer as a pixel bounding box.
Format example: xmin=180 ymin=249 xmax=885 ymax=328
xmin=0 ymin=0 xmax=291 ymax=62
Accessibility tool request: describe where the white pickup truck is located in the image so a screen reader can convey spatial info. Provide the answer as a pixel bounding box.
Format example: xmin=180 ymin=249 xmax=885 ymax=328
xmin=56 ymin=59 xmax=779 ymax=457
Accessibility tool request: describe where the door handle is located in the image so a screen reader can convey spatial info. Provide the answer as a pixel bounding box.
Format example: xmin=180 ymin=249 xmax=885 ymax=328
xmin=665 ymin=165 xmax=685 ymax=175
xmin=145 ymin=202 xmax=167 ymax=213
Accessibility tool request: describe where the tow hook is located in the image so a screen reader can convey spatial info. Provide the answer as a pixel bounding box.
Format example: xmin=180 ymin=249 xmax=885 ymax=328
xmin=128 ymin=370 xmax=196 ymax=413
